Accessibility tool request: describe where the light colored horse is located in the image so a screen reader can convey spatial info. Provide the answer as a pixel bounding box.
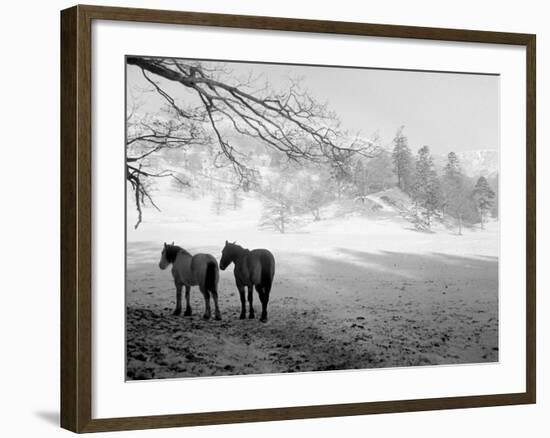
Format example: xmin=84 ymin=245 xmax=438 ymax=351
xmin=158 ymin=242 xmax=221 ymax=320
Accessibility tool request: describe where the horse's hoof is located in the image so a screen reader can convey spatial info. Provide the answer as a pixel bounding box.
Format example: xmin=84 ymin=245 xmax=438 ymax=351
xmin=215 ymin=314 xmax=222 ymax=321
xmin=248 ymin=313 xmax=255 ymax=319
xmin=260 ymin=316 xmax=268 ymax=323
xmin=183 ymin=308 xmax=192 ymax=317
xmin=203 ymin=314 xmax=211 ymax=320
xmin=172 ymin=309 xmax=181 ymax=316
xmin=239 ymin=313 xmax=246 ymax=320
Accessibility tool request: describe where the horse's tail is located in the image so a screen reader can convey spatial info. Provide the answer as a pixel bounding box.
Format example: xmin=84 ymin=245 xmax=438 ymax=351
xmin=205 ymin=261 xmax=217 ymax=292
xmin=260 ymin=251 xmax=275 ymax=293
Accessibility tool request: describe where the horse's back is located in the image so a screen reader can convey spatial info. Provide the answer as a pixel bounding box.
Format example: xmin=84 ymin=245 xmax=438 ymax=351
xmin=192 ymin=253 xmax=219 ymax=287
xmin=192 ymin=253 xmax=217 ymax=265
xmin=172 ymin=252 xmax=193 ymax=285
xmin=249 ymin=249 xmax=275 ymax=288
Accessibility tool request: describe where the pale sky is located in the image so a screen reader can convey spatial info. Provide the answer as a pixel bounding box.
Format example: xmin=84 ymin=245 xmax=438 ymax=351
xmin=127 ymin=59 xmax=499 ymax=155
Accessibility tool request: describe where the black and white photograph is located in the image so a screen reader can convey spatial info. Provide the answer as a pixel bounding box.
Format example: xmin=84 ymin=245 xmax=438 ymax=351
xmin=125 ymin=56 xmax=499 ymax=381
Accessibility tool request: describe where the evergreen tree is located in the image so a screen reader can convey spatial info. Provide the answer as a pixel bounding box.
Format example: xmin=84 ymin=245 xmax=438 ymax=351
xmin=353 ymin=159 xmax=369 ymax=202
xmin=413 ymin=146 xmax=441 ymax=228
xmin=391 ymin=127 xmax=415 ymax=194
xmin=365 ymin=149 xmax=396 ymax=192
xmin=472 ymin=176 xmax=495 ymax=229
xmin=488 ymin=173 xmax=499 ymax=219
xmin=441 ymin=152 xmax=469 ymax=235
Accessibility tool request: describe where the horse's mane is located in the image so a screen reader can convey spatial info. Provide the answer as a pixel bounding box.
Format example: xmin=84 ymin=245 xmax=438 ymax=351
xmin=164 ymin=244 xmax=189 ymax=263
xmin=227 ymin=242 xmax=249 ymax=258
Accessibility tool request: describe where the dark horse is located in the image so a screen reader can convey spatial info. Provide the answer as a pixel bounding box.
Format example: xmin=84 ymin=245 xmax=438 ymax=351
xmin=219 ymin=241 xmax=275 ymax=322
xmin=158 ymin=242 xmax=221 ymax=320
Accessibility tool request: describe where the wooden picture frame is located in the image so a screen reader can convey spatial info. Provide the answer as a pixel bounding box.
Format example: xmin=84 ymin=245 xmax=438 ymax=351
xmin=60 ymin=4 xmax=536 ymax=433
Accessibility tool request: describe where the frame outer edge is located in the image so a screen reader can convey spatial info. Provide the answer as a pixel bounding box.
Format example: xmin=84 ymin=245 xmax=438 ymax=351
xmin=60 ymin=5 xmax=79 ymax=433
xmin=77 ymin=4 xmax=534 ymax=45
xmin=525 ymin=34 xmax=536 ymax=403
xmin=78 ymin=3 xmax=94 ymax=432
xmin=60 ymin=4 xmax=537 ymax=432
xmin=61 ymin=4 xmax=94 ymax=433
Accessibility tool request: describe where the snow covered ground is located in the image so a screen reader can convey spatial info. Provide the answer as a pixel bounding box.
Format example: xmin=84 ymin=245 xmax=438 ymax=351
xmin=126 ymin=188 xmax=498 ymax=380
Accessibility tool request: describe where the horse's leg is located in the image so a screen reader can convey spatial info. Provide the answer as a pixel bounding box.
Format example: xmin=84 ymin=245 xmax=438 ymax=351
xmin=173 ymin=282 xmax=182 ymax=316
xmin=211 ymin=286 xmax=222 ymax=321
xmin=200 ymin=285 xmax=211 ymax=320
xmin=183 ymin=285 xmax=192 ymax=316
xmin=247 ymin=285 xmax=255 ymax=319
xmin=237 ymin=284 xmax=246 ymax=319
xmin=258 ymin=288 xmax=269 ymax=323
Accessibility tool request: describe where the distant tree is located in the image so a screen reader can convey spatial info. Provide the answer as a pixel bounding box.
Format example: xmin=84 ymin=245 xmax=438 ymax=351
xmin=441 ymin=152 xmax=471 ymax=235
xmin=210 ymin=188 xmax=227 ymax=216
xmin=365 ymin=149 xmax=396 ymax=193
xmin=260 ymin=196 xmax=297 ymax=234
xmin=259 ymin=173 xmax=299 ymax=233
xmin=391 ymin=127 xmax=415 ymax=194
xmin=305 ymin=188 xmax=327 ymax=221
xmin=291 ymin=168 xmax=333 ymax=221
xmin=353 ymin=151 xmax=395 ymax=201
xmin=413 ymin=146 xmax=441 ymax=228
xmin=329 ymin=150 xmax=355 ymax=198
xmin=472 ymin=176 xmax=495 ymax=229
xmin=488 ymin=173 xmax=499 ymax=218
xmin=353 ymin=160 xmax=369 ymax=201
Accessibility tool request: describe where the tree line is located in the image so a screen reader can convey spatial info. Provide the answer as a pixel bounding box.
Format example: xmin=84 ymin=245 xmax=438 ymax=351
xmin=391 ymin=127 xmax=496 ymax=234
xmin=126 ymin=58 xmax=496 ymax=234
xmin=254 ymin=127 xmax=496 ymax=235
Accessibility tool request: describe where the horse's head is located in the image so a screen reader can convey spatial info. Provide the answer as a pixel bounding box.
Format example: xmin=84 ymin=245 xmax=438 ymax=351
xmin=159 ymin=242 xmax=175 ymax=270
xmin=219 ymin=240 xmax=237 ymax=270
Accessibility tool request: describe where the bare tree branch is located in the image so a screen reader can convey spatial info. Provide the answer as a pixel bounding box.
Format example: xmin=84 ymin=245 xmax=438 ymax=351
xmin=128 ymin=57 xmax=378 ymax=161
xmin=126 ymin=109 xmax=205 ymax=227
xmin=126 ymin=57 xmax=380 ymax=226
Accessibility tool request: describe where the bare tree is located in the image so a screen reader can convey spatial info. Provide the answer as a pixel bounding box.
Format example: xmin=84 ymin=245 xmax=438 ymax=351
xmin=210 ymin=187 xmax=228 ymax=216
xmin=260 ymin=197 xmax=296 ymax=234
xmin=126 ymin=57 xmax=378 ymax=225
xmin=126 ymin=111 xmax=209 ymax=228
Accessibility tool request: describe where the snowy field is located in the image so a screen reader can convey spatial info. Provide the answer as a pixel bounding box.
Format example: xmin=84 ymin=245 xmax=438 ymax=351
xmin=126 ymin=186 xmax=498 ymax=380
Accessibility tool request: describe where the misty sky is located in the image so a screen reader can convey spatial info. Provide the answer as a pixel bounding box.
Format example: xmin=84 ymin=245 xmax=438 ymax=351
xmin=127 ymin=59 xmax=499 ymax=155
